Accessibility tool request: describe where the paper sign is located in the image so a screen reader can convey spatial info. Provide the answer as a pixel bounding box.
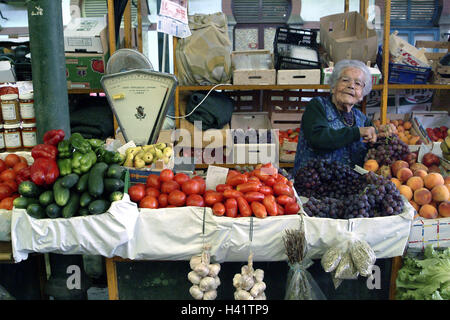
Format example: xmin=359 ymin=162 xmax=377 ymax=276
xmin=205 ymin=166 xmax=229 ymax=191
xmin=157 ymin=0 xmax=191 ymax=38
xmin=159 ymin=0 xmax=188 ymax=24
xmin=117 ymin=140 xmax=136 ymax=155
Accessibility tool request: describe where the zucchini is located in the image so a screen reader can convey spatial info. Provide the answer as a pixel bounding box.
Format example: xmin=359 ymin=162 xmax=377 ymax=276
xmin=78 ymin=208 xmax=90 ymax=216
xmin=13 ymin=196 xmax=39 ymax=209
xmin=88 ymin=162 xmax=109 ymax=198
xmin=76 ymin=173 xmax=90 ymax=193
xmin=104 ymin=178 xmax=124 ymax=193
xmin=106 ymin=164 xmax=126 ymax=179
xmin=18 ymin=181 xmax=41 ymax=198
xmin=39 ymin=190 xmax=54 ymax=207
xmin=62 ymin=192 xmax=80 ymax=218
xmin=60 ymin=173 xmax=80 ymax=189
xmin=45 ymin=203 xmax=62 ymax=219
xmin=88 ymin=199 xmax=110 ymax=215
xmin=79 ymin=191 xmax=94 ymax=208
xmin=26 ymin=203 xmax=45 ymax=219
xmin=53 ymin=179 xmax=70 ymax=207
xmin=109 ymin=191 xmax=124 ymax=202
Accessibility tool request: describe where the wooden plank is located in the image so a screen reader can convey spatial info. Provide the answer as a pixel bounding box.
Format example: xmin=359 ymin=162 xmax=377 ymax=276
xmin=380 ymin=0 xmax=391 ymax=125
xmin=124 ymin=0 xmax=132 ymax=48
xmin=415 ymin=41 xmax=450 ymax=50
xmin=137 ymin=0 xmax=143 ymax=53
xmin=389 ymin=256 xmax=403 ymax=300
xmin=0 ymin=241 xmax=12 ymax=262
xmin=106 ymin=258 xmax=119 ymax=300
xmin=107 ymin=0 xmax=116 ymax=54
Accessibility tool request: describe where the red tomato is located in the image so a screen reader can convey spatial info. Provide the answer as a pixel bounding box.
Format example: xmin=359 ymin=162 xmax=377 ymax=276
xmin=212 ymin=202 xmax=226 ymax=216
xmin=174 ymin=172 xmax=190 ymax=185
xmin=259 ymin=185 xmax=273 ymax=196
xmin=2 ymin=180 xmax=17 ymax=193
xmin=191 ymin=176 xmax=206 ymax=194
xmin=223 ymin=189 xmax=244 ymax=199
xmin=168 ymin=190 xmax=186 ymax=207
xmin=273 ymin=182 xmax=293 ymax=196
xmin=186 ymin=194 xmax=205 ymax=207
xmin=181 ymin=179 xmax=201 ymax=195
xmin=139 ymin=195 xmax=159 ymax=209
xmin=216 ymin=184 xmax=232 ymax=192
xmin=264 ymin=177 xmax=276 ymax=187
xmin=4 ymin=154 xmax=20 ymax=168
xmin=159 ymin=169 xmax=174 ymax=182
xmin=146 ymin=174 xmax=161 ymax=189
xmin=263 ymin=195 xmax=278 ymax=216
xmin=158 ymin=193 xmax=169 ymax=208
xmin=236 ymin=182 xmax=260 ymax=193
xmin=145 ymin=187 xmax=160 ymax=198
xmin=204 ymin=191 xmax=224 ymax=207
xmin=251 ymin=201 xmax=267 ymax=218
xmin=12 ymin=162 xmax=28 ymax=173
xmin=284 ymin=202 xmax=300 ymax=215
xmin=128 ymin=184 xmax=146 ymax=203
xmin=0 ymin=159 xmax=7 ymax=173
xmin=244 ymin=191 xmax=265 ymax=203
xmin=226 ymin=170 xmax=240 ymax=180
xmin=0 ymin=169 xmax=16 ymax=182
xmin=0 ymin=196 xmax=14 ymax=210
xmin=0 ymin=184 xmax=13 ymax=201
xmin=226 ymin=174 xmax=248 ymax=187
xmin=161 ymin=180 xmax=180 ymax=194
xmin=276 ymin=195 xmax=295 ymax=206
xmin=276 ymin=203 xmax=285 ymax=215
xmin=18 ymin=156 xmax=28 ymax=165
xmin=236 ymin=196 xmax=252 ymax=217
xmin=248 ymin=176 xmax=261 ymax=184
xmin=225 ymin=198 xmax=238 ymax=218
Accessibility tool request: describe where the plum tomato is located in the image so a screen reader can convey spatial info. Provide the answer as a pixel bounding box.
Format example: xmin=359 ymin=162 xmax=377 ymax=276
xmin=186 ymin=194 xmax=205 ymax=207
xmin=174 ymin=172 xmax=190 ymax=185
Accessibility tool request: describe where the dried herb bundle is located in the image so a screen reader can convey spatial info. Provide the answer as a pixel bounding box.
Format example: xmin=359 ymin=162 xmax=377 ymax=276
xmin=283 ymin=229 xmax=307 ymax=264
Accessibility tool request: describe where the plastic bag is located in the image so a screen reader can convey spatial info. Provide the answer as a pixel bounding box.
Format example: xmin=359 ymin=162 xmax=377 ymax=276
xmin=285 ymin=259 xmax=326 ymax=300
xmin=350 ymin=239 xmax=376 ymax=277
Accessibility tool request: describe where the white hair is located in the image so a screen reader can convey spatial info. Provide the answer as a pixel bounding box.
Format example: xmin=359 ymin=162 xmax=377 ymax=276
xmin=329 ymin=60 xmax=373 ymax=96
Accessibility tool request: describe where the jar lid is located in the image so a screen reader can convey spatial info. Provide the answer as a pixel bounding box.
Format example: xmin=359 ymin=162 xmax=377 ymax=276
xmin=1 ymin=93 xmax=19 ymax=100
xmin=19 ymin=92 xmax=34 ymax=100
xmin=3 ymin=123 xmax=21 ymax=129
xmin=22 ymin=122 xmax=36 ymax=128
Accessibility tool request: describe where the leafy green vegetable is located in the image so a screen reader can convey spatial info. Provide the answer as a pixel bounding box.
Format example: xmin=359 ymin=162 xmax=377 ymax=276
xmin=396 ymin=246 xmax=450 ymax=300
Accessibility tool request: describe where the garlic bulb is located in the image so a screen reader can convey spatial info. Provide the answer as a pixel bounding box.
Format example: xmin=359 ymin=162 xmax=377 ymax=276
xmin=233 ymin=253 xmax=266 ymax=300
xmin=189 ymin=285 xmax=204 ymax=300
xmin=188 ymin=246 xmax=221 ymax=300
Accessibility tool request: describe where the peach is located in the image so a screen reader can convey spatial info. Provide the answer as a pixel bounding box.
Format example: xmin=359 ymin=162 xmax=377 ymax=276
xmin=414 ymin=188 xmax=432 ymax=206
xmin=403 ymin=121 xmax=412 ymax=130
xmin=399 ymin=185 xmax=413 ymax=201
xmin=391 ymin=178 xmax=402 ymax=189
xmin=397 ymin=167 xmax=413 ymax=183
xmin=419 ymin=204 xmax=438 ymax=219
xmin=364 ymin=159 xmax=379 ymax=172
xmin=406 ymin=176 xmax=424 ymax=191
xmin=409 ymin=200 xmax=419 ymax=212
xmin=446 ymin=184 xmax=450 ymax=194
xmin=428 ymin=165 xmax=441 ymax=174
xmin=423 ymin=173 xmax=444 ymax=190
xmin=431 ymin=185 xmax=450 ymax=202
xmin=391 ymin=160 xmax=409 ymax=176
xmin=438 ymin=201 xmax=450 ymax=217
xmin=429 ymin=201 xmax=438 ymax=209
xmin=414 ymin=169 xmax=428 ymax=179
xmin=444 ymin=176 xmax=450 ymax=185
xmin=410 ymin=163 xmax=428 ymax=173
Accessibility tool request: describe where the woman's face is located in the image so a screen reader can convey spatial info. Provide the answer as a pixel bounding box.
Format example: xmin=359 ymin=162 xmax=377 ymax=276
xmin=331 ymin=67 xmax=365 ymax=112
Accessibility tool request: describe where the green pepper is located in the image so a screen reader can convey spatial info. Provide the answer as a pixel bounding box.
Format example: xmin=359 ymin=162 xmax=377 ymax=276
xmin=57 ymin=140 xmax=72 ymax=158
xmin=95 ymin=147 xmax=106 ymax=162
xmin=113 ymin=152 xmax=125 ymax=165
xmin=79 ymin=149 xmax=97 ymax=173
xmin=88 ymin=139 xmax=104 ymax=150
xmin=57 ymin=158 xmax=72 ymax=176
xmin=71 ymin=151 xmax=84 ymax=175
xmin=103 ymin=150 xmax=117 ymax=164
xmin=70 ymin=133 xmax=92 ymax=154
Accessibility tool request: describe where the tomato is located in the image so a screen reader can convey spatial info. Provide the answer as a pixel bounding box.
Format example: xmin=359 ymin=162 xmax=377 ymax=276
xmin=261 ymin=163 xmax=278 ymax=175
xmin=223 ymin=189 xmax=244 ymax=199
xmin=4 ymin=154 xmax=20 ymax=168
xmin=273 ymin=182 xmax=293 ymax=196
xmin=12 ymin=162 xmax=28 ymax=173
xmin=204 ymin=191 xmax=224 ymax=207
xmin=159 ymin=169 xmax=174 ymax=183
xmin=248 ymin=176 xmax=261 ymax=184
xmin=262 ymin=195 xmax=278 ymax=216
xmin=192 ymin=176 xmax=206 ymax=194
xmin=226 ymin=174 xmax=248 ymax=187
xmin=168 ymin=190 xmax=186 ymax=207
xmin=212 ymin=202 xmax=226 ymax=216
xmin=276 ymin=195 xmax=295 ymax=206
xmin=146 ymin=174 xmax=160 ymax=189
xmin=226 ymin=170 xmax=240 ymax=180
xmin=186 ymin=194 xmax=205 ymax=207
xmin=0 ymin=184 xmax=13 ymax=201
xmin=161 ymin=180 xmax=180 ymax=194
xmin=139 ymin=195 xmax=159 ymax=209
xmin=264 ymin=177 xmax=276 ymax=187
xmin=0 ymin=169 xmax=16 ymax=182
xmin=145 ymin=187 xmax=160 ymax=198
xmin=251 ymin=201 xmax=267 ymax=218
xmin=216 ymin=184 xmax=232 ymax=192
xmin=2 ymin=180 xmax=17 ymax=193
xmin=244 ymin=191 xmax=265 ymax=203
xmin=182 ymin=179 xmax=201 ymax=195
xmin=0 ymin=159 xmax=6 ymax=173
xmin=18 ymin=156 xmax=28 ymax=165
xmin=128 ymin=183 xmax=146 ymax=203
xmin=259 ymin=185 xmax=273 ymax=196
xmin=253 ymin=169 xmax=270 ymax=182
xmin=284 ymin=202 xmax=300 ymax=215
xmin=174 ymin=172 xmax=190 ymax=185
xmin=276 ymin=203 xmax=285 ymax=215
xmin=224 ymin=198 xmax=238 ymax=218
xmin=158 ymin=193 xmax=169 ymax=208
xmin=236 ymin=196 xmax=252 ymax=217
xmin=0 ymin=196 xmax=14 ymax=210
xmin=236 ymin=182 xmax=260 ymax=193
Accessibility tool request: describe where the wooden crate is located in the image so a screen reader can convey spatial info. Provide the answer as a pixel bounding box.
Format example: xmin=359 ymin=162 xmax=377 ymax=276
xmin=224 ymin=90 xmax=263 ymax=112
xmin=233 ymin=69 xmax=276 ymax=85
xmin=277 ymin=69 xmax=321 ymax=85
xmin=417 ymin=40 xmax=450 ymax=84
xmin=270 ymin=112 xmax=302 ymax=130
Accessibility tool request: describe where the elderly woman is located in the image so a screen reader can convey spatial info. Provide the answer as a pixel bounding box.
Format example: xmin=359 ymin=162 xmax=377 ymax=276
xmin=293 ymin=59 xmax=394 ymax=174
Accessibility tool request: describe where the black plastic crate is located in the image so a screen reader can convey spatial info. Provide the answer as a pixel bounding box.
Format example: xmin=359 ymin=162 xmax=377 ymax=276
xmin=274 ymin=48 xmax=321 ymax=70
xmin=274 ymin=27 xmax=318 ymax=48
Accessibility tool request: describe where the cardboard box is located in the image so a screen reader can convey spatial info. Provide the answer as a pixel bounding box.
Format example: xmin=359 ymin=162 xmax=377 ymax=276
xmin=270 ymin=112 xmax=302 ymax=131
xmin=64 ymin=17 xmax=108 ymax=53
xmin=233 ymin=69 xmax=276 ymax=85
xmin=411 ymin=111 xmax=450 ymax=144
xmin=277 ymin=69 xmax=320 ymax=85
xmin=320 ymin=11 xmax=378 ymax=64
xmin=65 ymin=51 xmax=109 ymax=90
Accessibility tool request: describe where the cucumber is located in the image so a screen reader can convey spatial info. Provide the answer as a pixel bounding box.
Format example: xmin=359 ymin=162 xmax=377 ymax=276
xmin=45 ymin=203 xmax=62 ymax=219
xmin=88 ymin=162 xmax=109 ymax=198
xmin=88 ymin=199 xmax=110 ymax=215
xmin=78 ymin=208 xmax=90 ymax=216
xmin=62 ymin=192 xmax=80 ymax=218
xmin=39 ymin=190 xmax=54 ymax=206
xmin=53 ymin=179 xmax=70 ymax=207
xmin=18 ymin=181 xmax=41 ymax=198
xmin=79 ymin=191 xmax=94 ymax=208
xmin=13 ymin=196 xmax=39 ymax=209
xmin=104 ymin=178 xmax=124 ymax=193
xmin=76 ymin=173 xmax=90 ymax=193
xmin=106 ymin=164 xmax=126 ymax=179
xmin=109 ymin=191 xmax=124 ymax=202
xmin=26 ymin=203 xmax=45 ymax=219
xmin=60 ymin=173 xmax=80 ymax=189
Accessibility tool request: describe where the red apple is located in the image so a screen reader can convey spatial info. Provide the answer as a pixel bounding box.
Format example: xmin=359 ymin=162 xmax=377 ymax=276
xmin=422 ymin=152 xmax=440 ymax=167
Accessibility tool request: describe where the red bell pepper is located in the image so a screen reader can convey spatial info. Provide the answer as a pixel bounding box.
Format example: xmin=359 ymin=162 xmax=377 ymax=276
xmin=30 ymin=157 xmax=60 ymax=186
xmin=43 ymin=129 xmax=65 ymax=146
xmin=16 ymin=166 xmax=31 ymax=184
xmin=31 ymin=144 xmax=58 ymax=161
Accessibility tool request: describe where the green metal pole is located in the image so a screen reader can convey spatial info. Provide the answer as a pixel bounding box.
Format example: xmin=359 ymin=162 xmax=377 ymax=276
xmin=26 ymin=0 xmax=70 ymax=143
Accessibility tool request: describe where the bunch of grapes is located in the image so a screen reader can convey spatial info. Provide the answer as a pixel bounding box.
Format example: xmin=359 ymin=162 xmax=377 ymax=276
xmin=364 ymin=135 xmax=410 ymax=166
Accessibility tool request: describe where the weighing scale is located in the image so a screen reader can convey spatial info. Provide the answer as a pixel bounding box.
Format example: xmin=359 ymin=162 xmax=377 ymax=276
xmin=101 ymin=48 xmax=177 ymax=145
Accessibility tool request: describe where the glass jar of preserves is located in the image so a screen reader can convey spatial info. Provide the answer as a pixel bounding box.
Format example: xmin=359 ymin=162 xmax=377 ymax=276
xmin=0 ymin=93 xmax=21 ymax=124
xmin=19 ymin=92 xmax=35 ymax=123
xmin=4 ymin=122 xmax=23 ymax=152
xmin=0 ymin=124 xmax=5 ymax=153
xmin=21 ymin=122 xmax=37 ymax=151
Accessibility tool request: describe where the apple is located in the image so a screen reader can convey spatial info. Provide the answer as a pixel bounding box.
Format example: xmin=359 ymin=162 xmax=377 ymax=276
xmin=422 ymin=152 xmax=440 ymax=167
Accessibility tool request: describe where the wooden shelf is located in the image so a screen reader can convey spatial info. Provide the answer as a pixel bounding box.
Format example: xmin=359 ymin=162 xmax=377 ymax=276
xmin=178 ymin=84 xmax=385 ymax=91
xmin=68 ymin=89 xmax=104 ymax=94
xmin=194 ymin=163 xmax=294 ymax=169
xmin=387 ymin=84 xmax=450 ymax=90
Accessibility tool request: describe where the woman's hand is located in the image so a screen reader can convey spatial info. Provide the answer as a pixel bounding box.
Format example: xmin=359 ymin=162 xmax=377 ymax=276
xmin=377 ymin=123 xmax=397 ymax=138
xmin=359 ymin=126 xmax=377 ymax=143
